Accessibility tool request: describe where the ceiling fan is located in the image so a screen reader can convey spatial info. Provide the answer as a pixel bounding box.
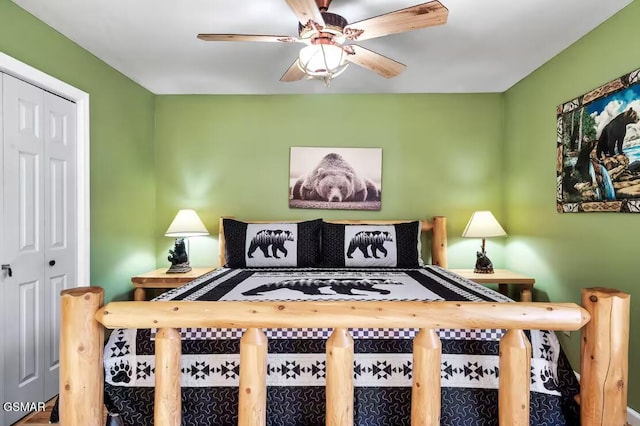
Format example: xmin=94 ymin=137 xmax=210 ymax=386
xmin=197 ymin=0 xmax=448 ymax=85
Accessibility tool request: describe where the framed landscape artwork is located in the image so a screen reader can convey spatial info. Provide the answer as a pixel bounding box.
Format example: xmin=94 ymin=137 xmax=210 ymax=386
xmin=557 ymin=67 xmax=640 ymax=212
xmin=289 ymin=147 xmax=382 ymax=211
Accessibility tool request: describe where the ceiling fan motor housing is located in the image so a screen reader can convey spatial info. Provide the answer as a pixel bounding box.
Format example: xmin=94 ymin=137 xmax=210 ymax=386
xmin=298 ymin=12 xmax=348 ymax=39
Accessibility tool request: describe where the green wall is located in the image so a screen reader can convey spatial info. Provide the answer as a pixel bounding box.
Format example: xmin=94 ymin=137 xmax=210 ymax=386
xmin=153 ymin=94 xmax=505 ymax=269
xmin=504 ymin=0 xmax=640 ymax=409
xmin=0 ymin=0 xmax=157 ymax=302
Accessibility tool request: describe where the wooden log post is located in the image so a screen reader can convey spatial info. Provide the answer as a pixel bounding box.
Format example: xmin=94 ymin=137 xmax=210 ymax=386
xmin=499 ymin=329 xmax=531 ymax=425
xmin=155 ymin=327 xmax=182 ymax=426
xmin=430 ymin=216 xmax=447 ymax=268
xmin=59 ymin=287 xmax=104 ymax=426
xmin=239 ymin=328 xmax=268 ymax=426
xmin=411 ymin=328 xmax=441 ymax=426
xmin=326 ymin=328 xmax=354 ymax=426
xmin=580 ymin=288 xmax=630 ymax=426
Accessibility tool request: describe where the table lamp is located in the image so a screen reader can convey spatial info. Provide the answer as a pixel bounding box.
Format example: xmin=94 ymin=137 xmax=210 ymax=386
xmin=461 ymin=211 xmax=506 ymax=273
xmin=164 ymin=209 xmax=209 ymax=273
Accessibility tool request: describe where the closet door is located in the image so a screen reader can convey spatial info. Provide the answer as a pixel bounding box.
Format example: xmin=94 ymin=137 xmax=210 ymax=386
xmin=2 ymin=74 xmax=47 ymax=423
xmin=43 ymin=87 xmax=77 ymax=398
xmin=1 ymin=72 xmax=76 ymax=423
xmin=0 ymin=71 xmax=5 ymax=426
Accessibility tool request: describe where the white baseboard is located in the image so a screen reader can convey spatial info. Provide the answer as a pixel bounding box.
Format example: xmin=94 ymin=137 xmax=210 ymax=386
xmin=628 ymin=406 xmax=640 ymax=425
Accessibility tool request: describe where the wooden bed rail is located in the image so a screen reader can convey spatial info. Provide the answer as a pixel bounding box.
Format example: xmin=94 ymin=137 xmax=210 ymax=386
xmin=59 ymin=287 xmax=629 ymax=426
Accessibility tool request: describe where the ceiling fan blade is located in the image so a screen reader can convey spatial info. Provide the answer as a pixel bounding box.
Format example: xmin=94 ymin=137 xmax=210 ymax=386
xmin=197 ymin=34 xmax=300 ymax=43
xmin=285 ymin=0 xmax=326 ymax=27
xmin=344 ymin=0 xmax=448 ymax=41
xmin=280 ymin=60 xmax=306 ymax=82
xmin=344 ymin=45 xmax=406 ymax=79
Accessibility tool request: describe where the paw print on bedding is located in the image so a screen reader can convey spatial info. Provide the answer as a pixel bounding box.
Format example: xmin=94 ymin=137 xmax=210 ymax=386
xmin=540 ymin=366 xmax=559 ymax=391
xmin=110 ymin=360 xmax=132 ymax=384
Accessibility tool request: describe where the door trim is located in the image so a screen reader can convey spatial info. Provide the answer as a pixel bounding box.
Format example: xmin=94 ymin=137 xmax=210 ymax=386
xmin=0 ymin=51 xmax=90 ymax=286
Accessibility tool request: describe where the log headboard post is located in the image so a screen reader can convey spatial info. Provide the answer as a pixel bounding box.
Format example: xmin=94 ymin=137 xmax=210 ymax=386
xmin=429 ymin=216 xmax=447 ymax=268
xmin=218 ymin=216 xmax=448 ymax=268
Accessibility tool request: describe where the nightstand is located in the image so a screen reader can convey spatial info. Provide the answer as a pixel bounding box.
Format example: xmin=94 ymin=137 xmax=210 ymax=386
xmin=449 ymin=269 xmax=535 ymax=302
xmin=131 ymin=267 xmax=216 ymax=301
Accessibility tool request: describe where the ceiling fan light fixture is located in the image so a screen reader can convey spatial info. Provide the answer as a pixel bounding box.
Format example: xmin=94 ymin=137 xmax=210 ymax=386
xmin=297 ymin=44 xmax=349 ymax=84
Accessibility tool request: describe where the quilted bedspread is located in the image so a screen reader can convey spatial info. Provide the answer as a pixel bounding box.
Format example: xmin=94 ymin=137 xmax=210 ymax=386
xmin=103 ymin=266 xmax=580 ymax=425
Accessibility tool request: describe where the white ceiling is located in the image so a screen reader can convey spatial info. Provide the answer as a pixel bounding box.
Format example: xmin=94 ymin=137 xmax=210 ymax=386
xmin=12 ymin=0 xmax=632 ymax=95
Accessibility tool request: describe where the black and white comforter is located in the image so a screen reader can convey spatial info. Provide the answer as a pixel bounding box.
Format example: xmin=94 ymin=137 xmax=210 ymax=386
xmin=104 ymin=266 xmax=580 ymax=425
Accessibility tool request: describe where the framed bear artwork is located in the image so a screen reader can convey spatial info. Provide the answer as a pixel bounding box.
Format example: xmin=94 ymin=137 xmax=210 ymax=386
xmin=557 ymin=66 xmax=640 ymax=213
xmin=289 ymin=147 xmax=382 ymax=211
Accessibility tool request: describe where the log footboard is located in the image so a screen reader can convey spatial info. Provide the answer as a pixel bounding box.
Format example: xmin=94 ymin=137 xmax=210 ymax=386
xmin=60 ymin=287 xmax=629 ymax=426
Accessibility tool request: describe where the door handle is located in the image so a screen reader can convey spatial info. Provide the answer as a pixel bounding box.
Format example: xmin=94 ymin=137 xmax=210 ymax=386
xmin=1 ymin=264 xmax=12 ymax=277
xmin=49 ymin=260 xmax=56 ymax=267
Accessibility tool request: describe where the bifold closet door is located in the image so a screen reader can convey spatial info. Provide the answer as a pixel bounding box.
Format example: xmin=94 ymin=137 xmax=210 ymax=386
xmin=1 ymin=72 xmax=76 ymax=424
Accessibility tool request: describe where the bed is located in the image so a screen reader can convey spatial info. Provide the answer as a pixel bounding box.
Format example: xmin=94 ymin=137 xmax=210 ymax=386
xmin=58 ymin=216 xmax=629 ymax=426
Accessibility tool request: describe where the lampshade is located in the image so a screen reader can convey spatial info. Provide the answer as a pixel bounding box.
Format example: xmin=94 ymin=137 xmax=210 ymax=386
xmin=461 ymin=211 xmax=507 ymax=238
xmin=164 ymin=209 xmax=209 ymax=237
xmin=297 ymin=44 xmax=349 ymax=81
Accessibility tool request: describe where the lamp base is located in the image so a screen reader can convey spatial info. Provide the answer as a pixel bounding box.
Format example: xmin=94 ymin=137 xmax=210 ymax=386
xmin=166 ymin=263 xmax=192 ymax=274
xmin=167 ymin=237 xmax=190 ymax=273
xmin=474 ymin=250 xmax=494 ymax=274
xmin=473 ymin=266 xmax=495 ymax=274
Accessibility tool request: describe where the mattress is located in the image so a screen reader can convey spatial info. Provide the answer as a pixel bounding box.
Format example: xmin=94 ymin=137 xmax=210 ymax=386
xmin=103 ymin=266 xmax=580 ymax=425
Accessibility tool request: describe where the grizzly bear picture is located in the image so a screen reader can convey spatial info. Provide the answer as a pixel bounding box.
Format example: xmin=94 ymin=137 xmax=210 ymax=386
xmin=291 ymin=153 xmax=381 ymax=203
xmin=595 ymin=108 xmax=639 ymax=159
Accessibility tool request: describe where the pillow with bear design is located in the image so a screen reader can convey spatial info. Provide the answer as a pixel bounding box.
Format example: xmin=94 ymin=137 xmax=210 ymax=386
xmin=321 ymin=221 xmax=424 ymax=268
xmin=223 ymin=218 xmax=322 ymax=268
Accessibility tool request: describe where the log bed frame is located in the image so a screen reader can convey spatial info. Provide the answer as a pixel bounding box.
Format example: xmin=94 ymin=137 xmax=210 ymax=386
xmin=59 ymin=216 xmax=630 ymax=425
